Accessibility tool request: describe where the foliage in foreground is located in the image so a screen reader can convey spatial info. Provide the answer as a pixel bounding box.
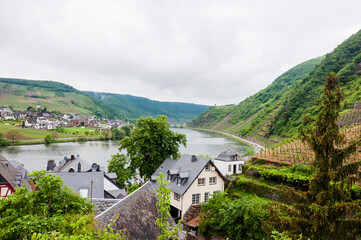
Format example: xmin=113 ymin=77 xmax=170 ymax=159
xmin=0 ymin=170 xmax=125 ymax=239
xmin=264 ymin=74 xmax=361 ymax=239
xmin=155 ymin=172 xmax=180 ymax=240
xmin=199 ymin=192 xmax=270 ymax=240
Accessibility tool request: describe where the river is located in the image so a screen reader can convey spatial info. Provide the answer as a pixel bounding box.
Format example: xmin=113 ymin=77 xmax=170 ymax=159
xmin=0 ymin=128 xmax=251 ymax=172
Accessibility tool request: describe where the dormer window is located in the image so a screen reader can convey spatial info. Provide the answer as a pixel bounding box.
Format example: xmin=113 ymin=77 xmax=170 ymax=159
xmin=205 ymin=163 xmax=210 ymax=171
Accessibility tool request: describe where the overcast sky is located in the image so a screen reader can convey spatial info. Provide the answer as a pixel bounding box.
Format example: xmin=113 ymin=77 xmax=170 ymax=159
xmin=0 ymin=1 xmax=360 ymax=105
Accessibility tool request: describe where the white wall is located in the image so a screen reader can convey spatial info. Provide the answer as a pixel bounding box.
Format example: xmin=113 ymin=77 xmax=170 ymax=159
xmin=213 ymin=160 xmax=244 ymax=177
xmin=175 ymin=166 xmax=224 ymax=218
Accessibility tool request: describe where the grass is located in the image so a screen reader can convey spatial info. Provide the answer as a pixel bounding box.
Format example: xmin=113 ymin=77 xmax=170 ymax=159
xmin=0 ymin=122 xmax=95 ymax=140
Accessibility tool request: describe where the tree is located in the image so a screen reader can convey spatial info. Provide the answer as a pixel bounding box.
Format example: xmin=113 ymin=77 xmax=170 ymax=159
xmin=0 ymin=133 xmax=8 ymax=146
xmin=0 ymin=171 xmax=92 ymax=239
xmin=101 ymin=128 xmax=112 ymax=140
xmin=156 ymin=172 xmax=180 ymax=240
xmin=118 ymin=115 xmax=186 ymax=179
xmin=265 ymin=74 xmax=361 ymax=239
xmin=107 ymin=153 xmax=135 ymax=188
xmin=51 ymin=131 xmax=59 ymax=140
xmin=0 ymin=170 xmax=127 ymax=239
xmin=121 ymin=125 xmax=131 ymax=137
xmin=111 ymin=128 xmax=126 ymax=140
xmin=4 ymin=129 xmax=22 ymax=142
xmin=44 ymin=134 xmax=52 ymax=144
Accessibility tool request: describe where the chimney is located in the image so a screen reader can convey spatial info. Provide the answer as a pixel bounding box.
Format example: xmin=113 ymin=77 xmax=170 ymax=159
xmin=191 ymin=155 xmax=197 ymax=162
xmin=77 ymin=162 xmax=81 ymax=172
xmin=71 ymin=155 xmax=75 ymax=160
xmin=47 ymin=160 xmax=56 ymax=171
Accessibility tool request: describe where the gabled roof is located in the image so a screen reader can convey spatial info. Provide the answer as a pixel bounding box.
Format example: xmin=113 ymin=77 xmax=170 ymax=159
xmin=214 ymin=149 xmax=243 ymax=162
xmin=0 ymin=154 xmax=31 ymax=191
xmin=96 ymin=181 xmax=174 ymax=240
xmin=151 ymin=154 xmax=225 ymax=196
xmin=51 ymin=156 xmax=93 ymax=172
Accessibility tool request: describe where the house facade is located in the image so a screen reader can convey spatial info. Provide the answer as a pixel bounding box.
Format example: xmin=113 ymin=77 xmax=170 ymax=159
xmin=151 ymin=154 xmax=225 ymax=219
xmin=213 ymin=149 xmax=246 ymax=176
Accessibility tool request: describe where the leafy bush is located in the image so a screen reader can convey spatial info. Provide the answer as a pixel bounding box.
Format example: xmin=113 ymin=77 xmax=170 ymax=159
xmin=199 ymin=192 xmax=270 ymax=240
xmin=44 ymin=134 xmax=52 ymax=144
xmin=243 ymin=164 xmax=313 ymax=188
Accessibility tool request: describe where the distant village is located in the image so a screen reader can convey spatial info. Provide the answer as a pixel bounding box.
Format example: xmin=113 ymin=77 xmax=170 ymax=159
xmin=0 ymin=100 xmax=129 ymax=130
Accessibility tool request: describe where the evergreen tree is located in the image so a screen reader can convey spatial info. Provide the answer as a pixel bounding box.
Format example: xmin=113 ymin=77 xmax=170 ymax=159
xmin=265 ymin=73 xmax=361 ymax=239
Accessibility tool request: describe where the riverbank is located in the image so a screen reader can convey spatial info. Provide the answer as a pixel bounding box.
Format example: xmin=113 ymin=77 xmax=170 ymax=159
xmin=4 ymin=136 xmax=104 ymax=146
xmin=189 ymin=128 xmax=266 ymax=154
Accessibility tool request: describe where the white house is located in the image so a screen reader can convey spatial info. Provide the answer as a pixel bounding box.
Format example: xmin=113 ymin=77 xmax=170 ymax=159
xmin=151 ymin=154 xmax=226 ymax=219
xmin=0 ymin=107 xmax=12 ymax=116
xmin=3 ymin=114 xmax=15 ymax=120
xmin=213 ymin=149 xmax=247 ymax=177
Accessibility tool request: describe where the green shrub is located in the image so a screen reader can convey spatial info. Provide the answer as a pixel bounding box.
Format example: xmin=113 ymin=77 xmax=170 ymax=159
xmin=44 ymin=134 xmax=52 ymax=144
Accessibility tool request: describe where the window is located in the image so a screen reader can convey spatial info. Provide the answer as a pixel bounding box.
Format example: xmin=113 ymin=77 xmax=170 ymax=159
xmin=209 ymin=177 xmax=217 ymax=185
xmin=174 ymin=192 xmax=180 ymax=201
xmin=192 ymin=193 xmax=200 ymax=204
xmin=198 ymin=178 xmax=205 ymax=186
xmin=213 ymin=191 xmax=220 ymax=196
xmin=228 ymin=165 xmax=232 ymax=172
xmin=238 ymin=164 xmax=242 ymax=171
xmin=79 ymin=189 xmax=88 ymax=198
xmin=205 ymin=163 xmax=210 ymax=171
xmin=177 ymin=177 xmax=181 ymax=186
xmin=204 ymin=192 xmax=210 ymax=202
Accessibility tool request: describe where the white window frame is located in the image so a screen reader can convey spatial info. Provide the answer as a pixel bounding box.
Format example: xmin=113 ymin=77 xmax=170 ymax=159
xmin=198 ymin=178 xmax=205 ymax=186
xmin=238 ymin=164 xmax=242 ymax=171
xmin=204 ymin=192 xmax=210 ymax=202
xmin=228 ymin=164 xmax=232 ymax=172
xmin=209 ymin=177 xmax=217 ymax=185
xmin=192 ymin=193 xmax=200 ymax=204
xmin=174 ymin=192 xmax=180 ymax=201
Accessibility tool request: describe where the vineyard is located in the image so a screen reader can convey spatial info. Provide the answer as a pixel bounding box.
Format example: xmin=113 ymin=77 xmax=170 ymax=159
xmin=338 ymin=109 xmax=361 ymax=127
xmin=255 ymin=123 xmax=361 ymax=165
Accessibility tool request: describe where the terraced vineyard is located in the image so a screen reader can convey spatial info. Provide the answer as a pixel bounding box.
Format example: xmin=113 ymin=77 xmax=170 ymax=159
xmin=255 ymin=124 xmax=361 ymax=165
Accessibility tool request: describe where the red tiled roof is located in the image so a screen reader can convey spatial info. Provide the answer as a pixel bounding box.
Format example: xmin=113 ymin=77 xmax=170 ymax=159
xmin=185 ymin=216 xmax=201 ymax=228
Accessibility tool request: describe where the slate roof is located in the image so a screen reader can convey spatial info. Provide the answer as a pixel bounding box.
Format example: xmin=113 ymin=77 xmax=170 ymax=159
xmin=214 ymin=149 xmax=243 ymax=162
xmin=49 ymin=172 xmax=105 ymax=198
xmin=51 ymin=156 xmax=93 ymax=172
xmin=92 ymin=198 xmax=120 ymax=215
xmin=96 ymin=181 xmax=175 ymax=240
xmin=151 ymin=154 xmax=225 ymax=196
xmin=0 ymin=154 xmax=31 ymax=191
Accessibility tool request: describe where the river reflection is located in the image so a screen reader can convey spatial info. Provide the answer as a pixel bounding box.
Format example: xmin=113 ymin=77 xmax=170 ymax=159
xmin=0 ymin=128 xmax=250 ymax=172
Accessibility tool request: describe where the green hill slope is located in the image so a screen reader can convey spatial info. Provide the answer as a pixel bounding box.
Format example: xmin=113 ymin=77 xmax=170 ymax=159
xmin=189 ymin=29 xmax=361 ymax=145
xmin=0 ymin=78 xmax=119 ymax=118
xmin=85 ymin=92 xmax=210 ymax=124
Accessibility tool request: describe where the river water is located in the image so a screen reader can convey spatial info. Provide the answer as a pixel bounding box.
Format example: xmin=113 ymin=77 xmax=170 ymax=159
xmin=0 ymin=128 xmax=250 ymax=172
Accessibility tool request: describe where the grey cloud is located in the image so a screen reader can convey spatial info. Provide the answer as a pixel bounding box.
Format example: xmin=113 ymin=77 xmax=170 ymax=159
xmin=0 ymin=1 xmax=361 ymax=105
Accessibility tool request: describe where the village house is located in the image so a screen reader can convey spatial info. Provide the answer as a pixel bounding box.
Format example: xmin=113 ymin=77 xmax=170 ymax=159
xmin=88 ymin=119 xmax=99 ymax=128
xmin=213 ymin=149 xmax=247 ymax=177
xmin=70 ymin=115 xmax=89 ymax=127
xmin=24 ymin=119 xmax=36 ymax=128
xmin=0 ymin=154 xmax=31 ymax=197
xmin=151 ymin=154 xmax=226 ymax=219
xmin=47 ymin=155 xmax=125 ymax=199
xmin=0 ymin=107 xmax=12 ymax=116
xmin=3 ymin=113 xmax=15 ymax=120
